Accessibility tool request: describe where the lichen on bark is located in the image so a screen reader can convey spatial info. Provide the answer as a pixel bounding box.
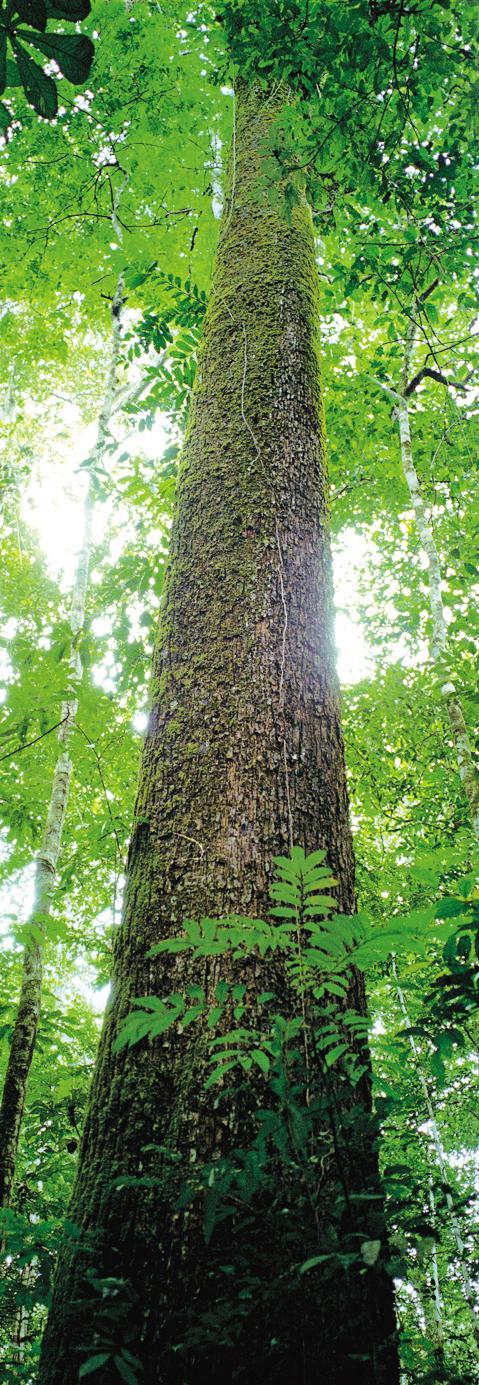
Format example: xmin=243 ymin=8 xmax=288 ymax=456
xmin=39 ymin=84 xmax=398 ymax=1384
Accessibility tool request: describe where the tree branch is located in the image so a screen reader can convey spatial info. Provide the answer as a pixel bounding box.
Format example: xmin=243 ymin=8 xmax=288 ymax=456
xmin=367 ymin=374 xmax=402 ymax=404
xmin=405 ymin=366 xmax=472 ymax=397
xmin=419 ymin=276 xmax=440 ymax=303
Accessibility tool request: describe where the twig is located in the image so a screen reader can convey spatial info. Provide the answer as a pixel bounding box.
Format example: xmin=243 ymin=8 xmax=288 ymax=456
xmin=73 ymin=721 xmax=123 ymax=860
xmin=0 ymin=716 xmax=69 ymax=764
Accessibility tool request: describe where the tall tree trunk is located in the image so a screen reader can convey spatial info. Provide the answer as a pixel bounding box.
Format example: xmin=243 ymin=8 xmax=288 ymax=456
xmin=0 ymin=283 xmax=123 ymax=1212
xmin=40 ymin=85 xmax=398 ymax=1384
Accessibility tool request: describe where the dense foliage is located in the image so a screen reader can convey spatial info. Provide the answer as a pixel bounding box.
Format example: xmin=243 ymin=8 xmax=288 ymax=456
xmin=0 ymin=1 xmax=478 ymax=1379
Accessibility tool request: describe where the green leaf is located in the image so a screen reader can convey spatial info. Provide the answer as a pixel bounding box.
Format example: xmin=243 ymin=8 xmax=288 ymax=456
xmin=299 ymin=1255 xmax=332 ymax=1274
xmin=304 ymin=896 xmax=338 ymax=915
xmin=270 ymin=882 xmax=299 ymax=906
xmin=114 ymin=1355 xmax=141 ymax=1385
xmin=45 ymin=0 xmax=91 ymax=15
xmin=302 ymin=849 xmax=328 ymax=870
xmin=303 ymin=875 xmax=337 ymax=893
xmin=425 ymin=301 xmax=439 ymax=324
xmin=5 ymin=58 xmax=22 ymax=87
xmin=290 ymin=845 xmax=307 ymax=864
xmin=271 ymin=852 xmax=300 ymax=873
xmin=436 ymin=898 xmax=467 ymax=919
xmin=204 ymin=1060 xmax=238 ymax=1088
xmin=318 ymin=980 xmax=348 ymax=998
xmin=79 ymin=1356 xmax=111 ymax=1379
xmin=18 ymin=30 xmax=94 ymax=83
xmin=324 ymin=1043 xmax=348 ymax=1067
xmin=207 ymin=1005 xmax=224 ymax=1028
xmin=180 ymin=1005 xmax=204 ymax=1028
xmin=361 ymin=1239 xmax=381 ymax=1267
xmin=15 ymin=0 xmax=47 ymax=29
xmin=410 ymin=866 xmax=439 ymax=885
xmin=0 ymin=101 xmax=10 ymax=131
xmin=251 ymin=1049 xmax=270 ymax=1073
xmin=11 ymin=39 xmax=57 ymax=116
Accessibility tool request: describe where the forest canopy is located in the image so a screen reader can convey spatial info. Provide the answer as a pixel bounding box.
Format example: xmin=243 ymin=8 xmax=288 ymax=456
xmin=0 ymin=2 xmax=478 ymax=1382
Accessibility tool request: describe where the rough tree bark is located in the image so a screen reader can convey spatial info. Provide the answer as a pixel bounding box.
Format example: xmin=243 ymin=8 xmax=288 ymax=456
xmin=40 ymin=85 xmax=399 ymax=1384
xmin=0 ymin=283 xmax=123 ymax=1211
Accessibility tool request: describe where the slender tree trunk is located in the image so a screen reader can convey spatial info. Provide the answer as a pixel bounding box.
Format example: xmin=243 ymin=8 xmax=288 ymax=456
xmin=376 ymin=315 xmax=479 ymax=839
xmin=40 ymin=85 xmax=398 ymax=1384
xmin=392 ymin=958 xmax=479 ymax=1347
xmin=0 ymin=283 xmax=123 ymax=1211
xmin=11 ymin=1261 xmax=34 ymax=1367
xmin=426 ymin=1175 xmax=444 ymax=1357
